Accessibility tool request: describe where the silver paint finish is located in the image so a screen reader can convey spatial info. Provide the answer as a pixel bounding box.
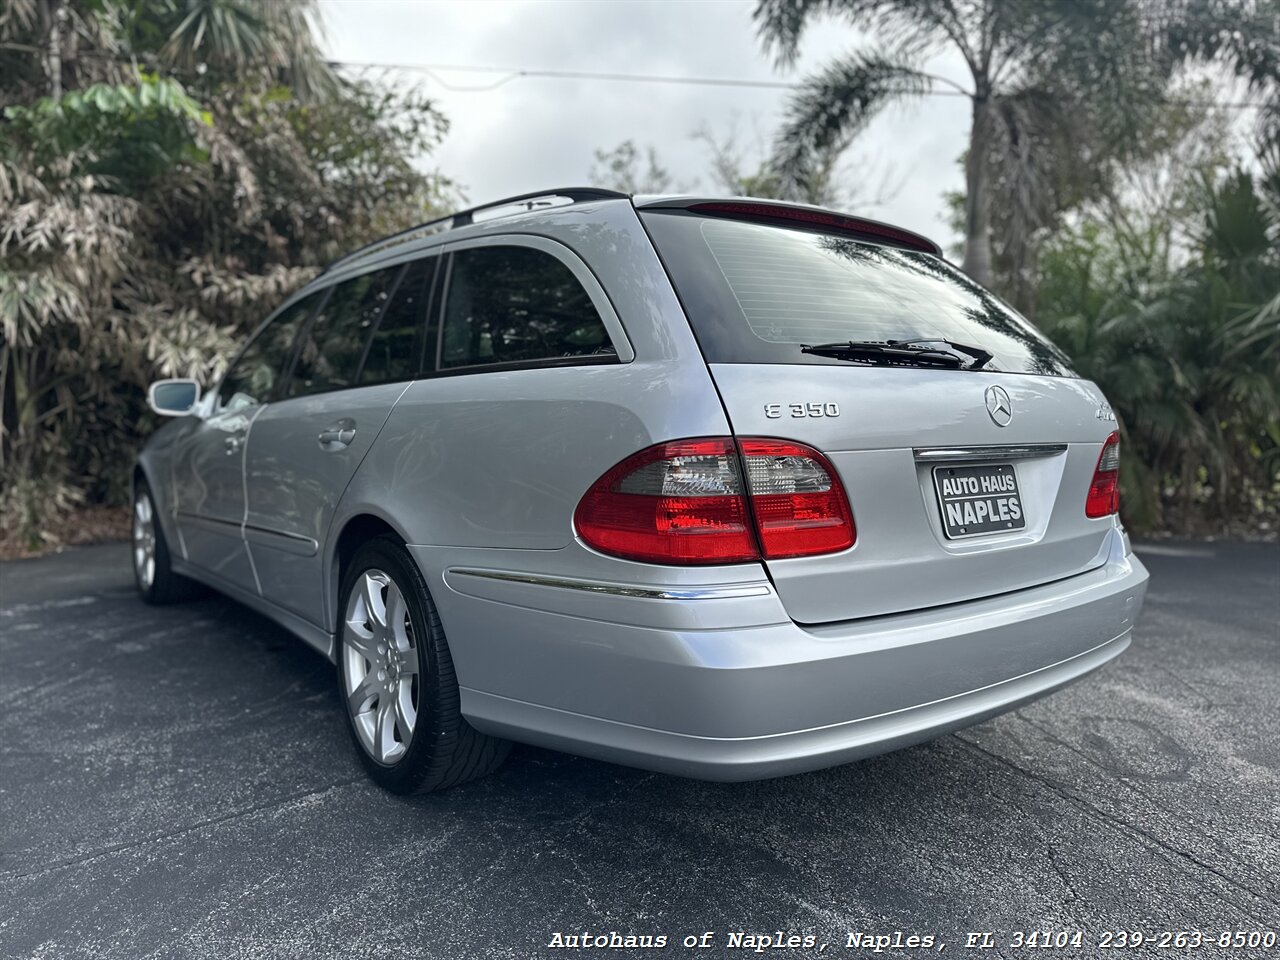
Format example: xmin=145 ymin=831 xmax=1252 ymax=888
xmin=134 ymin=193 xmax=1151 ymax=781
xmin=170 ymin=404 xmax=261 ymax=592
xmin=454 ymin=543 xmax=1147 ymax=778
xmin=242 ymin=382 xmax=410 ymax=627
xmin=462 ymin=632 xmax=1132 ymax=781
xmin=706 ymin=363 xmax=1119 ymax=623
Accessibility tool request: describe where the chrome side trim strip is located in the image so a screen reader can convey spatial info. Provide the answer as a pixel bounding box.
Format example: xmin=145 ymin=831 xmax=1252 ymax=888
xmin=243 ymin=523 xmax=320 ymax=557
xmin=913 ymin=443 xmax=1068 ymax=463
xmin=174 ymin=511 xmax=243 ymax=535
xmin=448 ymin=568 xmax=772 ymax=600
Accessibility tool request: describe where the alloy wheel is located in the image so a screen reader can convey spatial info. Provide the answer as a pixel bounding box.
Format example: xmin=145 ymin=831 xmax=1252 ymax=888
xmin=132 ymin=493 xmax=156 ymax=590
xmin=342 ymin=569 xmax=421 ymax=764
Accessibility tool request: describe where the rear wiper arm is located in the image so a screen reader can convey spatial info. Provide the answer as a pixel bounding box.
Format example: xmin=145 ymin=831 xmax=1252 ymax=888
xmin=800 ymin=338 xmax=993 ymax=371
xmin=889 ymin=338 xmax=993 ymax=370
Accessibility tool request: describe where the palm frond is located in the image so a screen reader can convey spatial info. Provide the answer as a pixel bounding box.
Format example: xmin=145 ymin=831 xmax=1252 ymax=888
xmin=753 ymin=0 xmax=958 ymax=67
xmin=770 ymin=50 xmax=931 ymax=195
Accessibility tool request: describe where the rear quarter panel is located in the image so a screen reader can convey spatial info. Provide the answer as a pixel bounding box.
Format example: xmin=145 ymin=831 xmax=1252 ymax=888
xmin=332 ymin=202 xmax=741 ymax=666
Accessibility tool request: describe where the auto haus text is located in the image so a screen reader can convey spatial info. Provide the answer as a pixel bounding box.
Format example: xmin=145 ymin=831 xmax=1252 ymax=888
xmin=939 ymin=471 xmax=1022 ymax=527
xmin=545 ymin=930 xmax=939 ymax=952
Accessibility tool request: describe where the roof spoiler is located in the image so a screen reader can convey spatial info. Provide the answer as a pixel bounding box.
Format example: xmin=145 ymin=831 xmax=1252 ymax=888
xmin=634 ymin=196 xmax=943 ymax=256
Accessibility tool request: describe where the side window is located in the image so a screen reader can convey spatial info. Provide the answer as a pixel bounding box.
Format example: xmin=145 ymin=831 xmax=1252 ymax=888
xmin=440 ymin=245 xmax=613 ymax=369
xmin=218 ymin=293 xmax=320 ymax=412
xmin=286 ymin=266 xmax=401 ymax=398
xmin=360 ymin=256 xmax=437 ymax=385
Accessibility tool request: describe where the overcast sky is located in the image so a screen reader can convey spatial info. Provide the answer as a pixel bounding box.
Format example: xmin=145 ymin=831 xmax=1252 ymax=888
xmin=317 ymin=0 xmax=975 ymax=244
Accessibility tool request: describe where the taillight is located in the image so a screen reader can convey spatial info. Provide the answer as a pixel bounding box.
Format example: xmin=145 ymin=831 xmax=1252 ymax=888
xmin=574 ymin=437 xmax=855 ymax=565
xmin=1085 ymin=431 xmax=1121 ymax=518
xmin=738 ymin=439 xmax=855 ymax=558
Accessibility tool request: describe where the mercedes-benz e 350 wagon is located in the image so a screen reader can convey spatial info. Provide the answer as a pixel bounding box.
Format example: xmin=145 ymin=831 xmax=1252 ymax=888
xmin=134 ymin=189 xmax=1149 ymax=793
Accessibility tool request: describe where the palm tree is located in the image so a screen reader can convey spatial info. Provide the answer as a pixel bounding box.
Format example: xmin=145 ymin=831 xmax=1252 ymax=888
xmin=150 ymin=0 xmax=335 ymax=100
xmin=753 ymin=0 xmax=1279 ymax=291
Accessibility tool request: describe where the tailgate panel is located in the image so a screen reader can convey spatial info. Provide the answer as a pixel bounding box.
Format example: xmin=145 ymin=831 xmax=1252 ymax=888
xmin=709 ymin=364 xmax=1120 ymax=623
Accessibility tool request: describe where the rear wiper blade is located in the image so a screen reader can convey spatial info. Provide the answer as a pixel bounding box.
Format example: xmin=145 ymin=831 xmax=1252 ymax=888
xmin=889 ymin=338 xmax=993 ymax=370
xmin=800 ymin=338 xmax=993 ymax=371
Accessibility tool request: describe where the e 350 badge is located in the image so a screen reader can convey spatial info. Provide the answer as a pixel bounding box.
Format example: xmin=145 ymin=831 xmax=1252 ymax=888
xmin=764 ymin=402 xmax=841 ymax=419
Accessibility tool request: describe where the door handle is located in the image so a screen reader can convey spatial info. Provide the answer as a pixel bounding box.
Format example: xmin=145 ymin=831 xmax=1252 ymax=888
xmin=318 ymin=424 xmax=356 ymax=448
xmin=224 ymin=435 xmax=245 ymax=455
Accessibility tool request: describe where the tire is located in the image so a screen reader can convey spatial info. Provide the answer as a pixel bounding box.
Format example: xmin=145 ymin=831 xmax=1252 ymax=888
xmin=132 ymin=479 xmax=201 ymax=605
xmin=337 ymin=536 xmax=510 ymax=794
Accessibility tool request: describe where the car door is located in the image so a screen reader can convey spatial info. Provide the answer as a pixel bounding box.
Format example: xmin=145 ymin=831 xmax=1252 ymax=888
xmin=172 ymin=293 xmax=319 ymax=591
xmin=242 ymin=256 xmax=439 ymax=627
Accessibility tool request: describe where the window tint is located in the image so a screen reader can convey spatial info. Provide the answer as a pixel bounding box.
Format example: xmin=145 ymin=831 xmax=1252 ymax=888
xmin=641 ymin=212 xmax=1075 ymax=377
xmin=287 ymin=267 xmax=401 ymax=398
xmin=218 ymin=293 xmax=320 ymax=412
xmin=360 ymin=256 xmax=437 ymax=385
xmin=440 ymin=246 xmax=613 ymax=369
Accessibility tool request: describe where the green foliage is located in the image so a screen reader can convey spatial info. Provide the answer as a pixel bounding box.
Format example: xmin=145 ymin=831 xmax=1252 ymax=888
xmin=4 ymin=76 xmax=209 ymax=188
xmin=0 ymin=0 xmax=456 ymax=547
xmin=753 ymin=0 xmax=1280 ymax=295
xmin=1036 ymin=166 xmax=1280 ymax=533
xmin=767 ymin=49 xmax=930 ymax=198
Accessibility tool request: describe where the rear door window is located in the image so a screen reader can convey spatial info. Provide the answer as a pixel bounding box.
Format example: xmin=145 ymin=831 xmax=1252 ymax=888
xmin=439 ymin=245 xmax=614 ymax=369
xmin=641 ymin=211 xmax=1074 ymax=377
xmin=286 ymin=266 xmax=401 ymax=398
xmin=359 ymin=256 xmax=438 ymax=386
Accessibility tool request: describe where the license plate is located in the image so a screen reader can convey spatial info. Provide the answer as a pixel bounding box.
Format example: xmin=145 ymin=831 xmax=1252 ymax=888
xmin=932 ymin=463 xmax=1026 ymax=539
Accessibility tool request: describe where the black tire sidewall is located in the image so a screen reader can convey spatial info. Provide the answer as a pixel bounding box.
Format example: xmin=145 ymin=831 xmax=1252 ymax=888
xmin=337 ymin=537 xmax=451 ymax=793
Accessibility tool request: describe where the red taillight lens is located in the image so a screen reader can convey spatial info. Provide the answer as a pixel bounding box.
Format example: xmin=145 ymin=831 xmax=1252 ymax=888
xmin=574 ymin=437 xmax=856 ymax=565
xmin=738 ymin=438 xmax=855 ymax=558
xmin=1085 ymin=431 xmax=1121 ymax=518
xmin=573 ymin=439 xmax=758 ymax=564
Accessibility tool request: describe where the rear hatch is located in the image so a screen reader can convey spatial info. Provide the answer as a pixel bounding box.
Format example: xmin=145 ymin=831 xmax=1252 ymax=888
xmin=640 ymin=202 xmax=1121 ymax=623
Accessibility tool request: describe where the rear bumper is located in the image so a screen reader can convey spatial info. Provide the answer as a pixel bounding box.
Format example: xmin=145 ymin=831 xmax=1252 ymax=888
xmin=420 ymin=531 xmax=1148 ymax=781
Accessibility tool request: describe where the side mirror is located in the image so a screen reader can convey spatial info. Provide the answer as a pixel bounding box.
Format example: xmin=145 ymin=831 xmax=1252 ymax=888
xmin=148 ymin=378 xmax=201 ymax=417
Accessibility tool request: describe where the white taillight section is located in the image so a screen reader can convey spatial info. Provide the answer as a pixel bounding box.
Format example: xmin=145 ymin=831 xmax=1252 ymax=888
xmin=737 ymin=439 xmax=855 ymax=558
xmin=1086 ymin=431 xmax=1121 ymax=518
xmin=574 ymin=439 xmax=758 ymax=564
xmin=574 ymin=437 xmax=855 ymax=565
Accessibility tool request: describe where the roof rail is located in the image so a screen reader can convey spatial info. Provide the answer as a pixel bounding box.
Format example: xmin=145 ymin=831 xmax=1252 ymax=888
xmin=321 ymin=187 xmax=630 ymax=275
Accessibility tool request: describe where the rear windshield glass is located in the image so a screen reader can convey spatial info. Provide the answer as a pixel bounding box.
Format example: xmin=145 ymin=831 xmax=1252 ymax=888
xmin=641 ymin=211 xmax=1075 ymax=376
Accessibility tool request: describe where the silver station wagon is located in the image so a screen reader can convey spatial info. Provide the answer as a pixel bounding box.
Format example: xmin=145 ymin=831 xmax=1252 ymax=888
xmin=134 ymin=189 xmax=1149 ymax=793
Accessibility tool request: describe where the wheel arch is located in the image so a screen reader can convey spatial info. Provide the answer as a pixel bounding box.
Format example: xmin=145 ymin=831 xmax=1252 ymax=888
xmin=131 ymin=459 xmax=181 ymax=552
xmin=326 ymin=509 xmax=419 ymax=642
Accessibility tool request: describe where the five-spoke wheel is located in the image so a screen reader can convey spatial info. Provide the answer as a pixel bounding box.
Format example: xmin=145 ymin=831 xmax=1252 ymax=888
xmin=337 ymin=537 xmax=511 ymax=793
xmin=132 ymin=490 xmax=157 ymax=591
xmin=342 ymin=569 xmax=421 ymax=764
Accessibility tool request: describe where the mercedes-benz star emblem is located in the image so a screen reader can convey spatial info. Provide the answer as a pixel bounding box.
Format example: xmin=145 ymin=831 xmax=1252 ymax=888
xmin=985 ymin=385 xmax=1013 ymax=427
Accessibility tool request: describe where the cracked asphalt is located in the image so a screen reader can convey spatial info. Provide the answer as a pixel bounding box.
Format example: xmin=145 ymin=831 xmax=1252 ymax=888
xmin=1 ymin=540 xmax=1277 ymax=959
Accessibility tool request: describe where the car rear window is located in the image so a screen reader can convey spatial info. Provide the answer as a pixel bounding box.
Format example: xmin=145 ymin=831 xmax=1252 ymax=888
xmin=640 ymin=211 xmax=1075 ymax=377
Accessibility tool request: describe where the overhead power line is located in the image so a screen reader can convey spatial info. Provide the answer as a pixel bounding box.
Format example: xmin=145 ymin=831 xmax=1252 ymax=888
xmin=328 ymin=58 xmax=1269 ymax=110
xmin=330 ymin=59 xmax=817 ymax=93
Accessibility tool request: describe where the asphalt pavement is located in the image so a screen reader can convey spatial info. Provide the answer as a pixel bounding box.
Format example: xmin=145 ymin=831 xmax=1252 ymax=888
xmin=1 ymin=540 xmax=1277 ymax=959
